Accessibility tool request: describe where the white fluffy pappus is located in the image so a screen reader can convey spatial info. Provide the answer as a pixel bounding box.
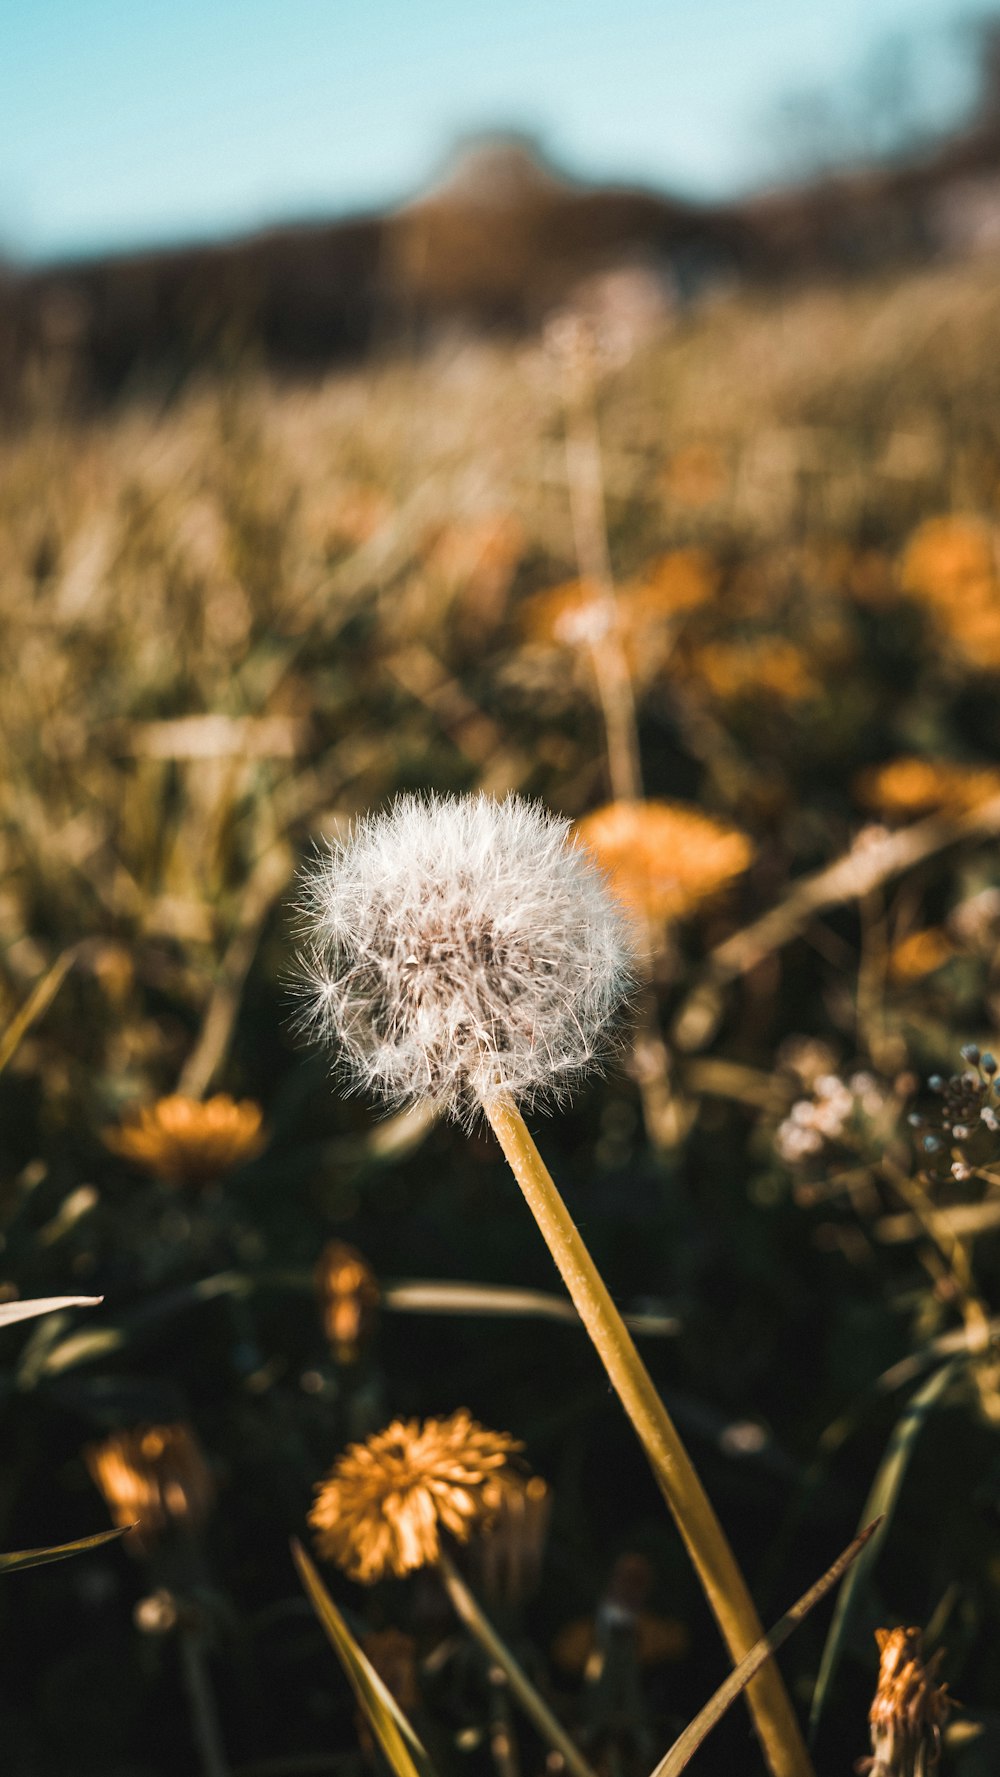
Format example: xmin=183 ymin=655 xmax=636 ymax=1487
xmin=295 ymin=792 xmax=635 ymax=1117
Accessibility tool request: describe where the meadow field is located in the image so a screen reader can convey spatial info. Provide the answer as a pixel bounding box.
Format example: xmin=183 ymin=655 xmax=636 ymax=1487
xmin=3 ymin=250 xmax=1000 ymax=1774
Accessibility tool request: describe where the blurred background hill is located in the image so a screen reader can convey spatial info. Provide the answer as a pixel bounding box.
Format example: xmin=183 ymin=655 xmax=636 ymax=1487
xmin=5 ymin=12 xmax=1000 ymax=395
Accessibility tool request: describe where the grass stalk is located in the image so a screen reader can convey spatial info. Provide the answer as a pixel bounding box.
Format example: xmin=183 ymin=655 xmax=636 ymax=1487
xmin=479 ymin=1090 xmax=814 ymax=1777
xmin=437 ymin=1549 xmax=597 ymax=1777
xmin=180 ymin=1625 xmax=230 ymax=1777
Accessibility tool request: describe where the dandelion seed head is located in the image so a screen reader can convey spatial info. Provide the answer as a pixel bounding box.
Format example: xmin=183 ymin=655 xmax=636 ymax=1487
xmin=295 ymin=792 xmax=634 ymax=1117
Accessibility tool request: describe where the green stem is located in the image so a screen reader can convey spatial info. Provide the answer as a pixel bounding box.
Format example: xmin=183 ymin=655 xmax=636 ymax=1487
xmin=437 ymin=1549 xmax=596 ymax=1777
xmin=480 ymin=1091 xmax=814 ymax=1777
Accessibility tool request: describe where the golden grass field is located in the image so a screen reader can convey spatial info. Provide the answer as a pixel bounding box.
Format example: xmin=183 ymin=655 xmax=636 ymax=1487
xmin=5 ymin=250 xmax=1000 ymax=1774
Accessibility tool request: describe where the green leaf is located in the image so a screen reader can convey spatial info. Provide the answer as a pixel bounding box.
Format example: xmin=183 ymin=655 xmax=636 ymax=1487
xmin=808 ymin=1359 xmax=956 ymax=1739
xmin=291 ymin=1539 xmax=438 ymax=1777
xmin=0 ymin=1524 xmax=130 ymax=1574
xmin=651 ymin=1518 xmax=881 ymax=1777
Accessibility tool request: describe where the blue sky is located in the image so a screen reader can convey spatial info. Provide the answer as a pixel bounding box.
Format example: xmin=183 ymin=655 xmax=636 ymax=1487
xmin=1 ymin=0 xmax=990 ymax=262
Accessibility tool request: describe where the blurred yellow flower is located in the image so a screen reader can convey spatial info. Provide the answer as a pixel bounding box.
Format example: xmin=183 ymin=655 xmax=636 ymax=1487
xmin=887 ymin=927 xmax=956 ymax=983
xmin=104 ymin=1093 xmax=266 ymax=1185
xmin=687 ymin=637 xmax=818 ymax=703
xmin=520 ymin=550 xmax=717 ymax=684
xmin=310 ymin=1411 xmax=522 ymax=1583
xmin=520 ymin=576 xmax=608 ymax=651
xmin=856 ymin=756 xmax=1000 ymax=819
xmin=900 ymin=514 xmax=1000 ymax=668
xmin=575 ymin=799 xmax=753 ymax=922
xmin=901 ymin=514 xmax=996 ymax=606
xmin=85 ymin=1423 xmax=215 ymax=1554
xmin=623 ymin=549 xmax=718 ymax=620
xmin=315 ymin=1240 xmax=380 ymax=1364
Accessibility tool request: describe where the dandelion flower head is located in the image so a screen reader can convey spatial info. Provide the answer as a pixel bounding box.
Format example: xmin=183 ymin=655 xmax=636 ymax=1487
xmin=868 ymin=1627 xmax=949 ymax=1775
xmin=85 ymin=1422 xmax=215 ymax=1553
xmin=310 ymin=1410 xmax=523 ymax=1582
xmin=296 ymin=792 xmax=633 ymax=1116
xmin=103 ymin=1094 xmax=266 ymax=1185
xmin=574 ymin=799 xmax=753 ymax=923
xmin=855 ymin=756 xmax=1000 ymax=820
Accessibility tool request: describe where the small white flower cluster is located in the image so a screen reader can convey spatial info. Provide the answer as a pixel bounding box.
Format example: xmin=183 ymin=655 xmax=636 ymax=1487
xmin=296 ymin=793 xmax=634 ymax=1118
xmin=776 ymin=1072 xmax=889 ymax=1164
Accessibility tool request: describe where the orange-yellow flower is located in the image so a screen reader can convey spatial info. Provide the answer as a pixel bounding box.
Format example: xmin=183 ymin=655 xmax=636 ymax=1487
xmin=900 ymin=514 xmax=996 ymax=608
xmin=519 ymin=551 xmax=717 ymax=684
xmin=85 ymin=1423 xmax=215 ymax=1554
xmin=310 ymin=1411 xmax=523 ymax=1583
xmin=900 ymin=514 xmax=1000 ymax=669
xmin=315 ymin=1241 xmax=380 ymax=1363
xmin=888 ymin=927 xmax=955 ymax=983
xmin=687 ymin=637 xmax=818 ymax=704
xmin=856 ymin=756 xmax=1000 ymax=819
xmin=575 ymin=799 xmax=753 ymax=923
xmin=104 ymin=1093 xmax=265 ymax=1185
xmin=868 ymin=1627 xmax=949 ymax=1775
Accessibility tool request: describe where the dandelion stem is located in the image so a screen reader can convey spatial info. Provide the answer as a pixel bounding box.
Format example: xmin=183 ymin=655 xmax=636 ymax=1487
xmin=437 ymin=1549 xmax=597 ymax=1777
xmin=480 ymin=1090 xmax=814 ymax=1777
xmin=179 ymin=1625 xmax=230 ymax=1777
xmin=561 ymin=349 xmax=642 ymax=807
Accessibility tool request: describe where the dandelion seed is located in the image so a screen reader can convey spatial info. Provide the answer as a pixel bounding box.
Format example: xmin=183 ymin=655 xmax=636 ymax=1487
xmin=295 ymin=792 xmax=634 ymax=1118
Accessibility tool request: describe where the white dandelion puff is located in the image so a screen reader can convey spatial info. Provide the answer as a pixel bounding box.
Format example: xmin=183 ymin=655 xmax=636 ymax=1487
xmin=295 ymin=792 xmax=635 ymax=1117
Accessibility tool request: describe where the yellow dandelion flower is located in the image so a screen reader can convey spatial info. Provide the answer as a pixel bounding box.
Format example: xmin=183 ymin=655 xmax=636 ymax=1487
xmin=888 ymin=927 xmax=955 ymax=983
xmin=315 ymin=1241 xmax=380 ymax=1364
xmin=687 ymin=637 xmax=818 ymax=704
xmin=856 ymin=756 xmax=1000 ymax=819
xmin=520 ymin=552 xmax=716 ymax=685
xmin=104 ymin=1093 xmax=265 ymax=1185
xmin=900 ymin=514 xmax=1000 ymax=669
xmin=85 ymin=1423 xmax=215 ymax=1555
xmin=520 ymin=577 xmax=607 ymax=651
xmin=623 ymin=549 xmax=718 ymax=621
xmin=575 ymin=799 xmax=753 ymax=923
xmin=868 ymin=1627 xmax=949 ymax=1776
xmin=900 ymin=514 xmax=996 ymax=608
xmin=309 ymin=1411 xmax=523 ymax=1583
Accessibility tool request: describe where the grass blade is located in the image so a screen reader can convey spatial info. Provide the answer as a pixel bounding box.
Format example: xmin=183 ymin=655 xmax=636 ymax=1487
xmin=0 ymin=1524 xmax=130 ymax=1573
xmin=437 ymin=1548 xmax=599 ymax=1777
xmin=0 ymin=1294 xmax=102 ymax=1329
xmin=808 ymin=1359 xmax=956 ymax=1739
xmin=651 ymin=1519 xmax=881 ymax=1777
xmin=383 ymin=1279 xmax=679 ymax=1336
xmin=0 ymin=947 xmax=77 ymax=1078
xmin=291 ymin=1539 xmax=438 ymax=1777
